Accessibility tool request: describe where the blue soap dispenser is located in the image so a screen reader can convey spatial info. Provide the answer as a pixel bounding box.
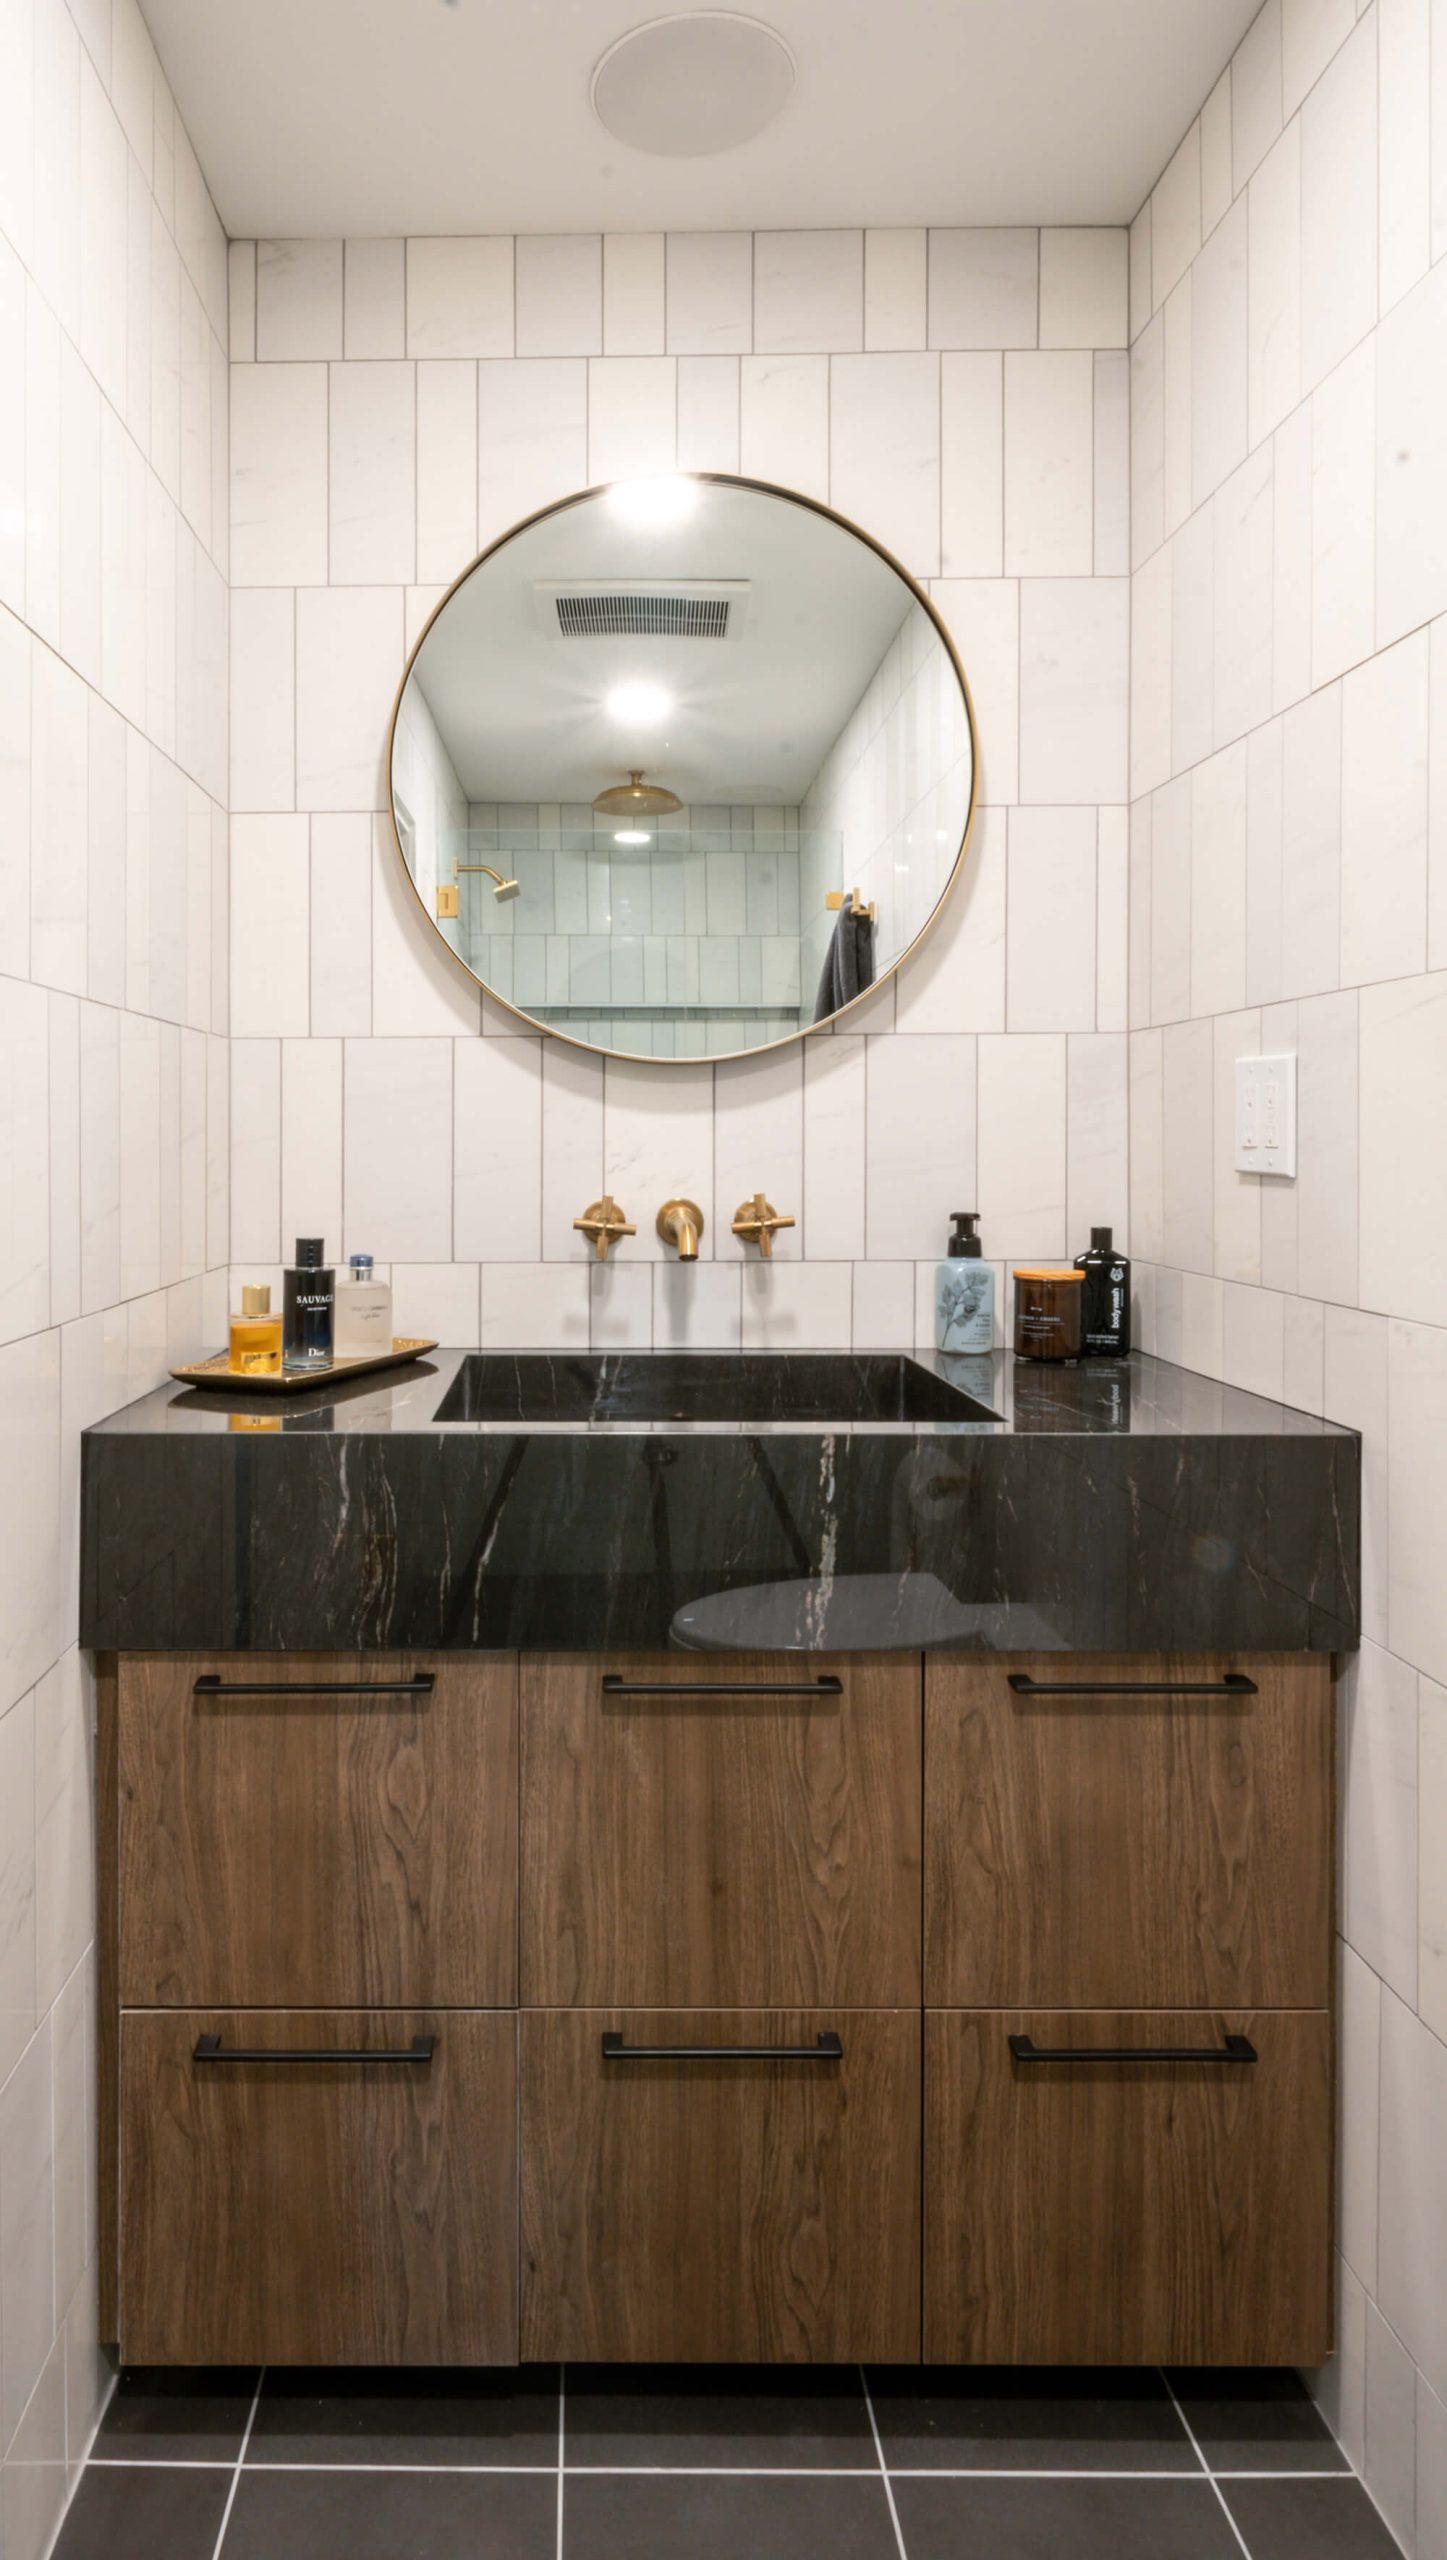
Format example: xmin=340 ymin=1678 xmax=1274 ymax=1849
xmin=936 ymin=1211 xmax=995 ymax=1354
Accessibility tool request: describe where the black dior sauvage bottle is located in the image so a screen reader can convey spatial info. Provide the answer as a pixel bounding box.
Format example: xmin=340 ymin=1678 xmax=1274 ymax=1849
xmin=282 ymin=1236 xmax=335 ymax=1370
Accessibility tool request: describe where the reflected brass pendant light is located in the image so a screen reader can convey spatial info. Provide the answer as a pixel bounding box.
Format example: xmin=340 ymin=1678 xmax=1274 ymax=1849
xmin=592 ymin=769 xmax=683 ymax=818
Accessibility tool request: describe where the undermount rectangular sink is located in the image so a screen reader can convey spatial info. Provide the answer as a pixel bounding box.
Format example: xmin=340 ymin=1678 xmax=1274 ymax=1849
xmin=433 ymin=1351 xmax=999 ymax=1426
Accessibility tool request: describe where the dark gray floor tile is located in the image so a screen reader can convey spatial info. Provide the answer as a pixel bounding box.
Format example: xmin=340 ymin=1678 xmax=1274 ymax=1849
xmin=94 ymin=2367 xmax=260 ymax=2462
xmin=867 ymin=2364 xmax=1195 ymax=2471
xmin=220 ymin=2466 xmax=555 ymax=2559
xmin=563 ymin=2361 xmax=873 ymax=2469
xmin=52 ymin=2465 xmax=231 ymax=2560
xmin=248 ymin=2364 xmax=559 ymax=2466
xmin=1221 ymin=2477 xmax=1404 ymax=2558
xmin=1166 ymin=2368 xmax=1348 ymax=2473
xmin=563 ymin=2472 xmax=899 ymax=2560
xmin=893 ymin=2475 xmax=1242 ymax=2559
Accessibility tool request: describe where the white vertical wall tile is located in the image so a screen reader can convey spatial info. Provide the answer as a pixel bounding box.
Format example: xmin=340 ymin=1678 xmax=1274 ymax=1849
xmin=404 ymin=237 xmax=513 ymax=358
xmin=1038 ymin=230 xmax=1127 ymax=349
xmin=256 ymin=239 xmax=342 ymax=359
xmin=455 ymin=1036 xmax=543 ymax=1259
xmin=754 ymin=230 xmax=861 ymax=354
xmin=1151 ymin=123 xmax=1202 ymax=307
xmin=1002 ymin=351 xmax=1093 ymax=576
xmin=343 ymin=1036 xmax=453 ymax=1260
xmin=1312 ymin=337 xmax=1377 ymax=690
xmin=1248 ymin=123 xmax=1301 ymax=447
xmin=1189 ymin=197 xmax=1247 ymax=507
xmin=602 ymin=234 xmax=664 ymax=355
xmin=976 ymin=1033 xmax=1066 ymax=1259
xmin=230 ymin=363 xmax=327 ymax=585
xmin=829 ymin=354 xmax=940 ymax=578
xmin=295 ymin=586 xmax=402 ymax=813
xmin=416 ymin=360 xmax=477 ymax=584
xmin=739 ymin=355 xmax=827 ymax=499
xmin=477 ymin=358 xmax=586 ymax=546
xmin=940 ymin=354 xmax=1003 ymax=577
xmin=676 ymin=356 xmax=739 ymax=472
xmin=230 ymin=815 xmax=309 ymax=1035
xmin=1299 ymin=14 xmax=1378 ymax=393
xmin=1379 ymin=0 xmax=1431 ymax=312
xmin=1341 ymin=630 xmax=1429 ymax=987
xmin=343 ymin=237 xmax=405 ymax=358
xmin=328 ymin=360 xmax=415 ymax=585
xmin=663 ymin=233 xmax=752 ymax=354
xmin=1018 ymin=579 xmax=1128 ymax=803
xmin=1343 ymin=1640 xmax=1422 ymax=2003
xmin=864 ymin=1033 xmax=975 ymax=1259
xmin=587 ymin=356 xmax=675 ymax=482
xmin=1283 ymin=0 xmax=1359 ymax=117
xmin=927 ymin=229 xmax=1037 ymax=350
xmin=1375 ymin=258 xmax=1447 ymax=653
xmin=515 ymin=235 xmax=602 ymax=358
xmin=864 ymin=230 xmax=926 ymax=350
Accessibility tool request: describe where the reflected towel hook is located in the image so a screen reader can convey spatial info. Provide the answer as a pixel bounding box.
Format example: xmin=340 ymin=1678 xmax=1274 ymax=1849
xmin=825 ymin=887 xmax=877 ymax=923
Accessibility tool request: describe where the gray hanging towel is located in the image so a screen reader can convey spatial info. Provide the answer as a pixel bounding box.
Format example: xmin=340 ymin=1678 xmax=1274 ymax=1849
xmin=812 ymin=904 xmax=876 ymax=1023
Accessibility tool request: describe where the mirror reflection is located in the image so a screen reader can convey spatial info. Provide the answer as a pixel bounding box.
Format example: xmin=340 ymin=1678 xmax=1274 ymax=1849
xmin=390 ymin=473 xmax=975 ymax=1060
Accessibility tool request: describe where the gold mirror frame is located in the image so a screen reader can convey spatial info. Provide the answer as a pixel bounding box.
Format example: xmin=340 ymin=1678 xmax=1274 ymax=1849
xmin=384 ymin=471 xmax=980 ymax=1066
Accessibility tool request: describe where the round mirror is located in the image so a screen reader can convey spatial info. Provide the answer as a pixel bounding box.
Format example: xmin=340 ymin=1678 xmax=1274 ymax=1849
xmin=388 ymin=472 xmax=976 ymax=1062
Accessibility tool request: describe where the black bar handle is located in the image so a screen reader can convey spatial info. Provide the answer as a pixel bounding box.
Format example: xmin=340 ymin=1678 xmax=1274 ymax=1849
xmin=601 ymin=1675 xmax=844 ymax=1699
xmin=193 ymin=1673 xmax=435 ymax=1700
xmin=193 ymin=2033 xmax=436 ymax=2066
xmin=601 ymin=2031 xmax=843 ymax=2062
xmin=1006 ymin=1672 xmax=1258 ymax=1698
xmin=1009 ymin=2032 xmax=1257 ymax=2065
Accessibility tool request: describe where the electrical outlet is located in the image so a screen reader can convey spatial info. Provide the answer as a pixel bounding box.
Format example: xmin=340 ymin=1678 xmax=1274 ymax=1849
xmin=1235 ymin=1054 xmax=1297 ymax=1177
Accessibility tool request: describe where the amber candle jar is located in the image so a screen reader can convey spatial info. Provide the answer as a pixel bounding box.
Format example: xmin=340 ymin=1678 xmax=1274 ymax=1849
xmin=1012 ymin=1266 xmax=1084 ymax=1361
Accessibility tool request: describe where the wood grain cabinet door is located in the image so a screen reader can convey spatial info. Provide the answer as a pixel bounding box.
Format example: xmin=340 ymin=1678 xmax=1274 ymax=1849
xmin=520 ymin=1652 xmax=921 ymax=2006
xmin=925 ymin=1654 xmax=1332 ymax=2008
xmin=120 ymin=2010 xmax=518 ymax=2365
xmin=118 ymin=1653 xmax=517 ymax=2006
xmin=925 ymin=2008 xmax=1332 ymax=2367
xmin=521 ymin=2008 xmax=921 ymax=2362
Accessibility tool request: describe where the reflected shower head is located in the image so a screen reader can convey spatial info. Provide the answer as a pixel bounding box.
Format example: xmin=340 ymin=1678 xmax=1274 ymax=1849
xmin=457 ymin=863 xmax=520 ymax=901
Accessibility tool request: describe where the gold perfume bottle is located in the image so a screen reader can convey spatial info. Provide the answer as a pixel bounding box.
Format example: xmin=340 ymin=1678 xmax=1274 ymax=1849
xmin=228 ymin=1284 xmax=283 ymax=1376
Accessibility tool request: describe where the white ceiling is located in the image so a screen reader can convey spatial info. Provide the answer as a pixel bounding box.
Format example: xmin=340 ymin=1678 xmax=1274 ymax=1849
xmin=139 ymin=0 xmax=1260 ymax=238
xmin=411 ymin=479 xmax=915 ymax=802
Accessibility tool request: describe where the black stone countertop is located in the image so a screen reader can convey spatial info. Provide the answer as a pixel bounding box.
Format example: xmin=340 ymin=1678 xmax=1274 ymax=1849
xmin=80 ymin=1347 xmax=1359 ymax=1656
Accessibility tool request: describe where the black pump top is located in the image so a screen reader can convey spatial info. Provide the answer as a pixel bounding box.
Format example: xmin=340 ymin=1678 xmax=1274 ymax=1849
xmin=1089 ymin=1225 xmax=1114 ymax=1251
xmin=293 ymin=1236 xmax=327 ymax=1267
xmin=948 ymin=1211 xmax=982 ymax=1259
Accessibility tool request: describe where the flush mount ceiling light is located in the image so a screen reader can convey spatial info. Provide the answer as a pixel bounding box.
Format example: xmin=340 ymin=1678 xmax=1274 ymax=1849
xmin=593 ymin=770 xmax=683 ymax=817
xmin=604 ymin=681 xmax=673 ymax=727
xmin=605 ymin=473 xmax=699 ymax=529
xmin=591 ymin=12 xmax=796 ymax=158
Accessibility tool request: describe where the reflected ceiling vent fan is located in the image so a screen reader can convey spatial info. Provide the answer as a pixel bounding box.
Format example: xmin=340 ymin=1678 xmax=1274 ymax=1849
xmin=534 ymin=581 xmax=750 ymax=640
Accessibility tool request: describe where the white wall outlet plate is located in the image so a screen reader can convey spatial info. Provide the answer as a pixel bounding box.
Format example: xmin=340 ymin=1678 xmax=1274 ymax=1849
xmin=1235 ymin=1053 xmax=1297 ymax=1177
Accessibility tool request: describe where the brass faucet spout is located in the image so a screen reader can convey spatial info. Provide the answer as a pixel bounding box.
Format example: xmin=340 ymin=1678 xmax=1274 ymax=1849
xmin=657 ymin=1198 xmax=704 ymax=1261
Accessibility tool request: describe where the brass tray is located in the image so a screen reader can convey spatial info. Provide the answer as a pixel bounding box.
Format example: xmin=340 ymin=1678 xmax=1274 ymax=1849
xmin=170 ymin=1338 xmax=439 ymax=1394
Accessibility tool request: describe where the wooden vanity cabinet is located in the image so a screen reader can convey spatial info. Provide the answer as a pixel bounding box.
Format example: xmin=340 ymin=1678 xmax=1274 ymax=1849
xmin=521 ymin=2007 xmax=920 ymax=2362
xmin=121 ymin=2008 xmax=517 ymax=2366
xmin=924 ymin=1653 xmax=1332 ymax=2009
xmin=924 ymin=2008 xmax=1332 ymax=2365
xmin=520 ymin=1650 xmax=921 ymax=2006
xmin=99 ymin=1643 xmax=1335 ymax=2371
xmin=117 ymin=1651 xmax=517 ymax=2007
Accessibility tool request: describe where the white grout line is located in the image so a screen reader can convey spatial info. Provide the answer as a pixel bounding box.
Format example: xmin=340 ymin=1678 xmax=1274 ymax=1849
xmin=555 ymin=2365 xmax=565 ymax=2560
xmin=75 ymin=2455 xmax=1352 ymax=2481
xmin=860 ymin=2366 xmax=910 ymax=2560
xmin=1159 ymin=2371 xmax=1253 ymax=2560
xmin=209 ymin=2368 xmax=265 ymax=2560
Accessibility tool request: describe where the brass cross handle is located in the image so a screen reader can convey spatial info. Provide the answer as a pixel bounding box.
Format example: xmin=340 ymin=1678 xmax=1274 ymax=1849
xmin=731 ymin=1192 xmax=796 ymax=1259
xmin=574 ymin=1196 xmax=636 ymax=1262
